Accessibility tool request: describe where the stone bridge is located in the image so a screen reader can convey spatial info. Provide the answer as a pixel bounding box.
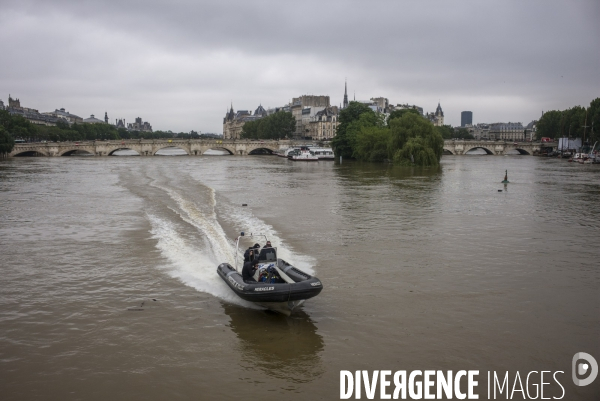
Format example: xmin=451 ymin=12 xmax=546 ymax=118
xmin=9 ymin=139 xmax=296 ymax=157
xmin=9 ymin=139 xmax=544 ymax=157
xmin=443 ymin=140 xmax=542 ymax=155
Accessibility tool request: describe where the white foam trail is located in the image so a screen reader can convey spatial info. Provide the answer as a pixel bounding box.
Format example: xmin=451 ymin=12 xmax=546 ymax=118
xmin=150 ymin=182 xmax=235 ymax=265
xmin=147 ymin=213 xmax=257 ymax=308
xmin=144 ymin=177 xmax=316 ymax=309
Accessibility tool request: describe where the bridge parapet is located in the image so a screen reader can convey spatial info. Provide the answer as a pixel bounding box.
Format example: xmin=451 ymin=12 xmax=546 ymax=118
xmin=9 ymin=139 xmax=309 ymax=157
xmin=443 ymin=140 xmax=541 ymax=156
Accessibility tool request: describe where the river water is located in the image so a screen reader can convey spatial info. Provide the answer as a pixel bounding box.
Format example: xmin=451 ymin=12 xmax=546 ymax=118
xmin=0 ymin=153 xmax=599 ymax=400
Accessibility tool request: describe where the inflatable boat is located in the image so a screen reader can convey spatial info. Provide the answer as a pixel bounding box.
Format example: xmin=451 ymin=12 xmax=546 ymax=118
xmin=217 ymin=233 xmax=323 ymax=315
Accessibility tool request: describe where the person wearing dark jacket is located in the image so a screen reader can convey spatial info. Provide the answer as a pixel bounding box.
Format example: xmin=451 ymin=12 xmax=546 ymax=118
xmin=243 ymin=244 xmax=261 ymax=261
xmin=242 ymin=259 xmax=259 ymax=282
xmin=243 ymin=248 xmax=254 ymax=262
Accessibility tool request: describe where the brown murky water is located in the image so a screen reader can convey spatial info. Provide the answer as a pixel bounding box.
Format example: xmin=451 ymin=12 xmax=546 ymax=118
xmin=1 ymin=154 xmax=599 ymax=400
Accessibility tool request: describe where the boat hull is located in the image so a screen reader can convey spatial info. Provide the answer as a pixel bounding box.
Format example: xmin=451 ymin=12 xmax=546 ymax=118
xmin=217 ymin=261 xmax=323 ymax=314
xmin=289 ymin=157 xmax=318 ymax=161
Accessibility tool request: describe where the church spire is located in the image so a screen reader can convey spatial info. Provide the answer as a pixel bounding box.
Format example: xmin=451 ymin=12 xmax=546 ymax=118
xmin=343 ymin=79 xmax=348 ymax=109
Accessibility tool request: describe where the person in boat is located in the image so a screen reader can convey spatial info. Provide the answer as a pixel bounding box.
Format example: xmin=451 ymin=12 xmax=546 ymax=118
xmin=242 ymin=259 xmax=259 ymax=282
xmin=258 ymin=241 xmax=276 ymax=261
xmin=243 ymin=249 xmax=254 ymax=262
xmin=243 ymin=243 xmax=260 ymax=261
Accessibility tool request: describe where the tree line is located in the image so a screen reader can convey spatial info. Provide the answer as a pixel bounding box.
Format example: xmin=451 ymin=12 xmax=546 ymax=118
xmin=240 ymin=111 xmax=296 ymax=140
xmin=536 ymin=98 xmax=600 ymax=143
xmin=434 ymin=125 xmax=474 ymax=140
xmin=0 ymin=110 xmax=219 ymax=155
xmin=332 ymin=103 xmax=444 ymax=167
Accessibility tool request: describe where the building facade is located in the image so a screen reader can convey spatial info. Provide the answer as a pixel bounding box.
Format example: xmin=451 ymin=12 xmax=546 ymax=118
xmin=222 ymin=104 xmax=266 ymax=139
xmin=370 ymin=97 xmax=389 ymax=113
xmin=465 ymin=123 xmax=491 ymax=140
xmin=461 ymin=111 xmax=473 ymax=127
xmin=83 ymin=114 xmax=106 ymax=124
xmin=290 ymin=95 xmax=330 ymax=138
xmin=489 ymin=122 xmax=525 ymax=141
xmin=6 ymin=95 xmax=64 ymax=126
xmin=307 ymin=106 xmax=339 ymax=140
xmin=425 ymin=102 xmax=444 ymax=126
xmin=525 ymin=120 xmax=537 ymax=141
xmin=42 ymin=108 xmax=83 ymax=124
xmin=128 ymin=117 xmax=153 ymax=132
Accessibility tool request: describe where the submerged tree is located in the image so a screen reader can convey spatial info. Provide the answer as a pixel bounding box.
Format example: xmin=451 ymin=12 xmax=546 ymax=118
xmin=332 ymin=103 xmax=443 ymax=167
xmin=332 ymin=102 xmax=375 ymax=158
xmin=388 ymin=113 xmax=443 ymax=166
xmin=353 ymin=126 xmax=390 ymax=162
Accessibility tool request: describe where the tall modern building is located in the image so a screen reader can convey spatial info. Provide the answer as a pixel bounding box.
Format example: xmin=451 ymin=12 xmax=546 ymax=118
xmin=461 ymin=111 xmax=473 ymax=127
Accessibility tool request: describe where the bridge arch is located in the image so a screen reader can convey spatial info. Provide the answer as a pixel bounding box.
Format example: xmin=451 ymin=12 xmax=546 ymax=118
xmin=60 ymin=148 xmax=95 ymax=156
xmin=248 ymin=146 xmax=277 ymax=155
xmin=443 ymin=148 xmax=455 ymax=155
xmin=512 ymin=148 xmax=531 ymax=155
xmin=12 ymin=149 xmax=50 ymax=157
xmin=465 ymin=146 xmax=494 ymax=155
xmin=202 ymin=147 xmax=235 ymax=155
xmin=108 ymin=148 xmax=141 ymax=156
xmin=153 ymin=145 xmax=190 ymax=156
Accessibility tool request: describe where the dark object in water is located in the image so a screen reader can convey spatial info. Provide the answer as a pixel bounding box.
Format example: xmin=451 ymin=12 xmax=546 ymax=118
xmin=501 ymin=169 xmax=510 ymax=184
xmin=498 ymin=190 xmax=502 ymax=192
xmin=127 ymin=308 xmax=144 ymax=311
xmin=242 ymin=203 xmax=247 ymax=206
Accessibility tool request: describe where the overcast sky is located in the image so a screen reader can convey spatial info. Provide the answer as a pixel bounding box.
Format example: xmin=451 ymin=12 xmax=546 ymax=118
xmin=2 ymin=0 xmax=599 ymax=133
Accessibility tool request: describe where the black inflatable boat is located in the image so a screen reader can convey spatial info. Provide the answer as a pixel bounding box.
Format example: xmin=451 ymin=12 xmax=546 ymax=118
xmin=217 ymin=233 xmax=323 ymax=315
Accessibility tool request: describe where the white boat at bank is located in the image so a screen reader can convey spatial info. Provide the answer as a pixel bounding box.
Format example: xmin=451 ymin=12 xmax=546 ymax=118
xmin=288 ymin=147 xmax=318 ymax=161
xmin=310 ymin=147 xmax=335 ymax=160
xmin=277 ymin=147 xmax=300 ymax=158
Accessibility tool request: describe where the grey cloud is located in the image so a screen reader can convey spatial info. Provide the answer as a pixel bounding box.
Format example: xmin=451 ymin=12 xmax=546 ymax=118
xmin=1 ymin=0 xmax=598 ymax=132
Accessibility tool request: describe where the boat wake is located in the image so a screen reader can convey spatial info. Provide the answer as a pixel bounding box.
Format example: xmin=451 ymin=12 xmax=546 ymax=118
xmin=144 ymin=177 xmax=315 ymax=308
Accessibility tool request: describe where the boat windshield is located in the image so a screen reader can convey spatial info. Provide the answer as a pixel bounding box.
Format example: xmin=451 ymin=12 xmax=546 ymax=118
xmin=257 ymin=246 xmax=277 ymax=262
xmin=235 ymin=233 xmax=277 ymax=270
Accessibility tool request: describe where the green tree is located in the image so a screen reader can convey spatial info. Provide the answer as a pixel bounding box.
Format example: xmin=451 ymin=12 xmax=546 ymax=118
xmin=393 ymin=136 xmax=440 ymax=167
xmin=240 ymin=112 xmax=295 ymax=140
xmin=454 ymin=128 xmax=474 ymax=140
xmin=353 ymin=126 xmax=391 ymax=162
xmin=0 ymin=125 xmax=15 ymax=156
xmin=0 ymin=110 xmax=37 ymax=141
xmin=332 ymin=101 xmax=375 ymax=158
xmin=434 ymin=125 xmax=454 ymax=140
xmin=258 ymin=116 xmax=273 ymax=139
xmin=268 ymin=111 xmax=295 ymax=139
xmin=387 ymin=108 xmax=420 ymax=122
xmin=241 ymin=120 xmax=260 ymax=139
xmin=561 ymin=106 xmax=586 ymax=139
xmin=536 ymin=110 xmax=562 ymax=139
xmin=587 ymin=98 xmax=600 ymax=144
xmin=389 ymin=113 xmax=443 ymax=166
